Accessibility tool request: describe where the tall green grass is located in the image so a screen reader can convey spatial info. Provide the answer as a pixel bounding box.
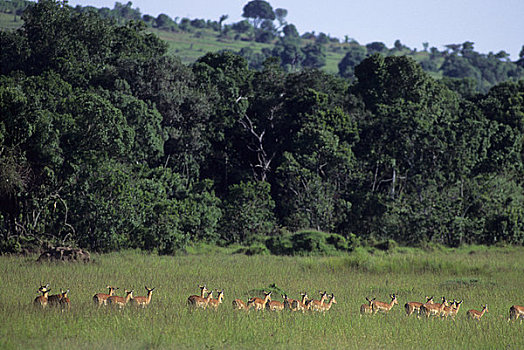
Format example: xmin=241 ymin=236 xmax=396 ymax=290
xmin=1 ymin=248 xmax=523 ymax=349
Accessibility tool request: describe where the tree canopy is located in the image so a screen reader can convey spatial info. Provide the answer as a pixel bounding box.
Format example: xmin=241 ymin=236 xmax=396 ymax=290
xmin=1 ymin=0 xmax=524 ymax=254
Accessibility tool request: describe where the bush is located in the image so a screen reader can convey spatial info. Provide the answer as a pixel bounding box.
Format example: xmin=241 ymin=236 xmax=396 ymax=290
xmin=291 ymin=230 xmax=335 ymax=255
xmin=219 ymin=181 xmax=276 ymax=244
xmin=265 ymin=234 xmax=293 ymax=255
xmin=373 ymin=239 xmax=398 ymax=251
xmin=265 ymin=230 xmax=357 ymax=255
xmin=234 ymin=243 xmax=270 ymax=256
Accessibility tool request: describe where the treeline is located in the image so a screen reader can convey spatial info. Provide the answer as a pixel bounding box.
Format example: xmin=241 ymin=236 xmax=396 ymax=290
xmin=1 ymin=0 xmax=524 ymax=94
xmin=1 ymin=0 xmax=524 ymax=254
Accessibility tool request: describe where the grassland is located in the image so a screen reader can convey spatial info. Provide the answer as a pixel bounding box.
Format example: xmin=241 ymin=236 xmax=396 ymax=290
xmin=1 ymin=12 xmax=441 ymax=76
xmin=1 ymin=246 xmax=523 ymax=349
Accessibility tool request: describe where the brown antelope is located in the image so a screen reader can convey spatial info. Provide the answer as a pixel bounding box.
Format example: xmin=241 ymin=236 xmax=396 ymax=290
xmin=188 ymin=291 xmax=213 ymax=309
xmin=130 ymin=286 xmax=155 ymax=308
xmin=59 ymin=290 xmax=71 ymax=310
xmin=440 ymin=300 xmax=455 ymax=318
xmin=448 ymin=299 xmax=463 ymax=319
xmin=420 ymin=297 xmax=448 ymax=318
xmin=442 ymin=299 xmax=463 ymax=319
xmin=208 ymin=290 xmax=224 ymax=310
xmin=34 ymin=284 xmax=50 ymax=308
xmin=232 ymin=298 xmax=248 ymax=310
xmin=467 ymin=304 xmax=488 ymax=320
xmin=187 ymin=285 xmax=209 ymax=306
xmin=107 ymin=289 xmax=134 ymax=308
xmin=266 ymin=295 xmax=285 ymax=311
xmin=509 ymin=305 xmax=524 ymax=321
xmin=371 ymin=294 xmax=398 ymax=315
xmin=320 ymin=294 xmax=337 ymax=311
xmin=47 ymin=288 xmax=64 ymax=307
xmin=404 ymin=296 xmax=434 ymax=316
xmin=282 ymin=294 xmax=293 ymax=310
xmin=247 ymin=291 xmax=272 ymax=311
xmin=93 ymin=286 xmax=118 ymax=306
xmin=291 ymin=292 xmax=309 ymax=312
xmin=307 ymin=291 xmax=329 ymax=312
xmin=360 ymin=297 xmax=375 ymax=316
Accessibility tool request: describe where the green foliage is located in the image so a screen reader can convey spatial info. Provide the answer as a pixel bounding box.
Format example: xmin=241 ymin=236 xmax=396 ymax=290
xmin=266 ymin=230 xmax=357 ymax=255
xmin=219 ymin=181 xmax=276 ymax=244
xmin=338 ymin=45 xmax=367 ymax=80
xmin=242 ymin=0 xmax=275 ymax=29
xmin=234 ymin=243 xmax=270 ymax=256
xmin=2 ymin=1 xmax=524 ymax=253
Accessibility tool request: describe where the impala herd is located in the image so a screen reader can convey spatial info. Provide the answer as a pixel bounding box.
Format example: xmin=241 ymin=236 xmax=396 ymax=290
xmin=32 ymin=283 xmax=524 ymax=322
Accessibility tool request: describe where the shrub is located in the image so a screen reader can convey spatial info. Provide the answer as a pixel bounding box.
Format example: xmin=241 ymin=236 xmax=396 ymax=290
xmin=265 ymin=234 xmax=293 ymax=255
xmin=291 ymin=230 xmax=335 ymax=255
xmin=265 ymin=230 xmax=356 ymax=255
xmin=234 ymin=244 xmax=270 ymax=256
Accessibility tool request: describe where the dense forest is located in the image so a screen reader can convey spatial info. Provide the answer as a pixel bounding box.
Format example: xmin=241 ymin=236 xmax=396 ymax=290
xmin=1 ymin=0 xmax=524 ymax=254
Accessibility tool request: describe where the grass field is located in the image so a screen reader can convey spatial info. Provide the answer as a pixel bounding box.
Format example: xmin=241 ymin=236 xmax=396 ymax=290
xmin=1 ymin=246 xmax=523 ymax=349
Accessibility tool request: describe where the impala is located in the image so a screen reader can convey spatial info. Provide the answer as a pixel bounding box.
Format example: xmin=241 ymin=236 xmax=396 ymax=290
xmin=187 ymin=285 xmax=209 ymax=306
xmin=130 ymin=286 xmax=155 ymax=308
xmin=266 ymin=295 xmax=285 ymax=311
xmin=466 ymin=304 xmax=488 ymax=320
xmin=107 ymin=289 xmax=134 ymax=308
xmin=448 ymin=300 xmax=463 ymax=319
xmin=371 ymin=294 xmax=398 ymax=315
xmin=188 ymin=291 xmax=213 ymax=309
xmin=307 ymin=291 xmax=329 ymax=312
xmin=360 ymin=297 xmax=375 ymax=316
xmin=440 ymin=299 xmax=455 ymax=318
xmin=420 ymin=297 xmax=448 ymax=318
xmin=404 ymin=296 xmax=434 ymax=316
xmin=93 ymin=286 xmax=118 ymax=306
xmin=291 ymin=292 xmax=309 ymax=312
xmin=47 ymin=288 xmax=65 ymax=307
xmin=232 ymin=298 xmax=248 ymax=310
xmin=208 ymin=290 xmax=224 ymax=310
xmin=247 ymin=291 xmax=271 ymax=311
xmin=442 ymin=299 xmax=463 ymax=319
xmin=509 ymin=305 xmax=524 ymax=321
xmin=59 ymin=289 xmax=70 ymax=310
xmin=34 ymin=284 xmax=50 ymax=308
xmin=282 ymin=294 xmax=293 ymax=311
xmin=321 ymin=294 xmax=337 ymax=311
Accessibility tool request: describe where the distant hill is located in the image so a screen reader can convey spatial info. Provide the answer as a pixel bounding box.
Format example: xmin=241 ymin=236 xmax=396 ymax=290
xmin=1 ymin=0 xmax=523 ymax=93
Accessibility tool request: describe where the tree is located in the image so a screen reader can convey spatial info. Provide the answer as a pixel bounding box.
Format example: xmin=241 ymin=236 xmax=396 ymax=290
xmin=218 ymin=14 xmax=228 ymax=32
xmin=242 ymin=0 xmax=275 ymax=29
xmin=154 ymin=13 xmax=176 ymax=29
xmin=365 ymin=42 xmax=386 ymax=55
xmin=338 ymin=46 xmax=367 ymax=80
xmin=219 ymin=181 xmax=276 ymax=244
xmin=272 ymin=40 xmax=304 ymax=71
xmin=348 ymin=55 xmax=479 ymax=243
xmin=302 ymin=44 xmax=326 ymax=69
xmin=282 ymin=24 xmax=299 ymax=39
xmin=274 ymin=8 xmax=287 ymax=30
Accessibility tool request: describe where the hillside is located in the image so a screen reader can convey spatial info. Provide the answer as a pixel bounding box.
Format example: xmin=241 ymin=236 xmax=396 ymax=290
xmin=2 ymin=0 xmax=523 ymax=92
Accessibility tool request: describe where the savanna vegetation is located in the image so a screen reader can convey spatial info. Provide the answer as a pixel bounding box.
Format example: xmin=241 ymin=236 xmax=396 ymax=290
xmin=1 ymin=247 xmax=524 ymax=349
xmin=1 ymin=0 xmax=524 ymax=255
xmin=2 ymin=2 xmax=523 ymax=349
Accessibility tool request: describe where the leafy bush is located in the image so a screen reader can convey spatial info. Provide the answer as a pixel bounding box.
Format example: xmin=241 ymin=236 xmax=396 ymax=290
xmin=234 ymin=243 xmax=270 ymax=256
xmin=265 ymin=234 xmax=293 ymax=255
xmin=219 ymin=181 xmax=276 ymax=245
xmin=265 ymin=230 xmax=357 ymax=255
